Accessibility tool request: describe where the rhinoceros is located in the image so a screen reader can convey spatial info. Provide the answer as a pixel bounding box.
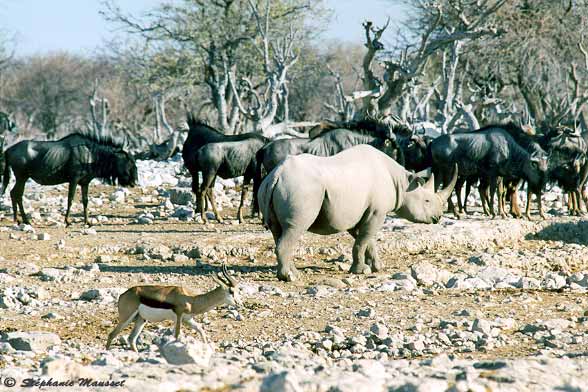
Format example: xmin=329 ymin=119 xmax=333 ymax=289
xmin=257 ymin=144 xmax=457 ymax=281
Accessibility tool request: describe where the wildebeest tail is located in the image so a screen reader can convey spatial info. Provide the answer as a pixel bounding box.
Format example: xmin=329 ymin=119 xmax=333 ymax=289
xmin=252 ymin=147 xmax=266 ymax=215
xmin=1 ymin=157 xmax=10 ymax=197
xmin=257 ymin=163 xmax=284 ymax=229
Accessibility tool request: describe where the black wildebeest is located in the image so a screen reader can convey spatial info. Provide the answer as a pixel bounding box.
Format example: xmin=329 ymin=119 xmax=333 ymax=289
xmin=1 ymin=132 xmax=138 ymax=226
xmin=182 ymin=115 xmax=268 ymax=223
xmin=0 ymin=137 xmax=5 ymax=187
xmin=252 ymin=119 xmax=405 ymax=213
xmin=397 ymin=133 xmax=433 ymax=172
xmin=0 ymin=112 xmax=17 ymax=186
xmin=431 ymin=124 xmax=549 ymax=219
xmin=541 ymin=126 xmax=588 ymax=215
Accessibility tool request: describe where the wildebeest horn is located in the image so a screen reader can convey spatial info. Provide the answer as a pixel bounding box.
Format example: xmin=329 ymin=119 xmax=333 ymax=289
xmin=436 ymin=164 xmax=458 ymax=201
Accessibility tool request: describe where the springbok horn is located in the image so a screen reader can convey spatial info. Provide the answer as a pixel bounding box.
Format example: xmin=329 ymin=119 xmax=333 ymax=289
xmin=222 ymin=263 xmax=237 ymax=287
xmin=216 ymin=263 xmax=230 ymax=286
xmin=436 ymin=164 xmax=458 ymax=201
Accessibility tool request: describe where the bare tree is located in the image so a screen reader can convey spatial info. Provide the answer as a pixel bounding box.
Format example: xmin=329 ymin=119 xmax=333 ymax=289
xmin=102 ymin=0 xmax=327 ymax=134
xmin=356 ymin=0 xmax=505 ymax=131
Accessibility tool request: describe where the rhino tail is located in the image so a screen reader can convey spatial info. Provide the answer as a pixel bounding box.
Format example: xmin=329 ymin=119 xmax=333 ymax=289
xmin=258 ymin=163 xmax=284 ymax=230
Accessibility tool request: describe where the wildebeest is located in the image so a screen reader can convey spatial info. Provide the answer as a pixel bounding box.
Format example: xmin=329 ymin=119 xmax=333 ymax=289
xmin=182 ymin=115 xmax=268 ymax=223
xmin=540 ymin=126 xmax=588 ymax=215
xmin=0 ymin=136 xmax=5 ymax=187
xmin=253 ymin=119 xmax=405 ymax=214
xmin=398 ymin=133 xmax=433 ymax=172
xmin=194 ymin=135 xmax=268 ymax=223
xmin=496 ymin=123 xmax=549 ymax=219
xmin=430 ymin=124 xmax=548 ymax=219
xmin=0 ymin=112 xmax=17 ymax=135
xmin=1 ymin=132 xmax=138 ymax=226
xmin=257 ymin=144 xmax=457 ymax=281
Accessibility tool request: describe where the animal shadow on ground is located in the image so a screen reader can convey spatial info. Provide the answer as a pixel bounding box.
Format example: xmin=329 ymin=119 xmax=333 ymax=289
xmin=98 ymin=263 xmax=274 ymax=277
xmin=98 ymin=263 xmax=330 ymax=280
xmin=525 ymin=220 xmax=588 ymax=246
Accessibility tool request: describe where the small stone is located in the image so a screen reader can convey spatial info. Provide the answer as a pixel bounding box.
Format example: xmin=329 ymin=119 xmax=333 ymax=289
xmin=37 ymin=233 xmax=51 ymax=241
xmin=471 ymin=319 xmax=493 ymax=336
xmin=370 ymin=323 xmax=389 ymax=340
xmin=260 ymin=371 xmax=302 ymax=392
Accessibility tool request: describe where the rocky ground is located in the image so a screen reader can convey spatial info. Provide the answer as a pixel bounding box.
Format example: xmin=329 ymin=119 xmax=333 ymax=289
xmin=0 ymin=157 xmax=587 ymax=391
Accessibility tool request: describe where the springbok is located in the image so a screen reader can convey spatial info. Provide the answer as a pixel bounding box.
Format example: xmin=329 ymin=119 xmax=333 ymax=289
xmin=106 ymin=264 xmax=242 ymax=352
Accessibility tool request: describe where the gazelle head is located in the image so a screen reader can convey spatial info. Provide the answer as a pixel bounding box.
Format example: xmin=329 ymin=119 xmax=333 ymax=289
xmin=214 ymin=263 xmax=242 ymax=307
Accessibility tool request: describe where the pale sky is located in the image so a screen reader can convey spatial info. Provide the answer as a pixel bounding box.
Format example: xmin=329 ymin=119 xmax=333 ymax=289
xmin=1 ymin=0 xmax=407 ymax=56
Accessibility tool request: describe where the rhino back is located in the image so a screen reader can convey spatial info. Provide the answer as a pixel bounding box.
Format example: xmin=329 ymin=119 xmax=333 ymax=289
xmin=272 ymin=145 xmax=408 ymax=234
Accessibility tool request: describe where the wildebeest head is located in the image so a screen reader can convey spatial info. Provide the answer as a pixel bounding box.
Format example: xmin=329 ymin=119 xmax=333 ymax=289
xmin=401 ymin=134 xmax=432 ymax=172
xmin=113 ymin=150 xmax=138 ymax=187
xmin=0 ymin=112 xmax=17 ymax=135
xmin=524 ymin=151 xmax=549 ymax=188
xmin=396 ymin=165 xmax=458 ymax=224
xmin=380 ymin=137 xmax=404 ymax=165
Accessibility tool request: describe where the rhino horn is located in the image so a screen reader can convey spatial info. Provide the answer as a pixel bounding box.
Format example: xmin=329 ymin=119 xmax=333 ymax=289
xmin=436 ymin=164 xmax=458 ymax=201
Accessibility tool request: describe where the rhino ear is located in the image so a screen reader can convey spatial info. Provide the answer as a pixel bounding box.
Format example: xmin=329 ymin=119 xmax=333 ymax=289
xmin=407 ymin=170 xmax=429 ymax=191
xmin=424 ymin=173 xmax=435 ymax=192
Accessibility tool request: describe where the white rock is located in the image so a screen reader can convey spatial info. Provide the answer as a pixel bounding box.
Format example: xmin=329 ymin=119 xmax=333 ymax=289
xmin=260 ymin=371 xmax=303 ymax=392
xmin=4 ymin=331 xmax=61 ymax=352
xmin=160 ymin=338 xmax=213 ymax=366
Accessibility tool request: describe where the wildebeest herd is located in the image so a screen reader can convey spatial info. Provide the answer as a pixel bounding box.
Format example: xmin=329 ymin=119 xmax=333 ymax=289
xmin=1 ymin=115 xmax=588 ymax=284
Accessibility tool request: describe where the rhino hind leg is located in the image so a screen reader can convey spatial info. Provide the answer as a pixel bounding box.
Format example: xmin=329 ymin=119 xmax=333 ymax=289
xmin=365 ymin=239 xmax=383 ymax=272
xmin=275 ymin=229 xmax=302 ymax=282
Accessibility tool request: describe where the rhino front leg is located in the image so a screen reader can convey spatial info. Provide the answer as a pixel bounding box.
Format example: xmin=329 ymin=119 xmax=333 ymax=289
xmin=365 ymin=239 xmax=383 ymax=272
xmin=349 ymin=214 xmax=384 ymax=275
xmin=275 ymin=229 xmax=302 ymax=282
xmin=349 ymin=239 xmax=371 ymax=274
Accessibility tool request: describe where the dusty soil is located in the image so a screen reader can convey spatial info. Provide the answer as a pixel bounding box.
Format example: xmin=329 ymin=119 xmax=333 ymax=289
xmin=0 ymin=185 xmax=586 ymax=356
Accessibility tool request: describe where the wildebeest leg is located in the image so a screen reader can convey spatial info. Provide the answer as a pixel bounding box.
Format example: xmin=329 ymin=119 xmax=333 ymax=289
xmin=208 ymin=178 xmax=223 ymax=223
xmin=199 ymin=172 xmax=212 ymax=223
xmin=571 ymin=191 xmax=582 ymax=216
xmin=276 ymin=228 xmax=302 ymax=282
xmin=64 ymin=181 xmax=78 ymax=227
xmin=463 ymin=178 xmax=473 ymax=214
xmin=10 ymin=179 xmax=28 ymax=224
xmin=442 ymin=171 xmax=460 ymax=219
xmin=508 ymin=180 xmax=522 ymax=218
xmin=190 ymin=170 xmax=200 ymax=220
xmin=537 ymin=191 xmax=545 ymax=220
xmin=479 ymin=180 xmax=489 ymax=216
xmin=525 ymin=188 xmax=533 ymax=220
xmin=81 ymin=183 xmax=90 ymax=226
xmin=497 ymin=178 xmax=507 ymax=218
xmin=237 ymin=182 xmax=249 ymax=224
xmin=488 ymin=177 xmax=497 ymax=218
xmin=455 ymin=177 xmax=465 ymax=214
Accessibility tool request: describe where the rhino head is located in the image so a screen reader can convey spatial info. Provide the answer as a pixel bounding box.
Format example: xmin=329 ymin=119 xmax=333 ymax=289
xmin=396 ymin=165 xmax=458 ymax=224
